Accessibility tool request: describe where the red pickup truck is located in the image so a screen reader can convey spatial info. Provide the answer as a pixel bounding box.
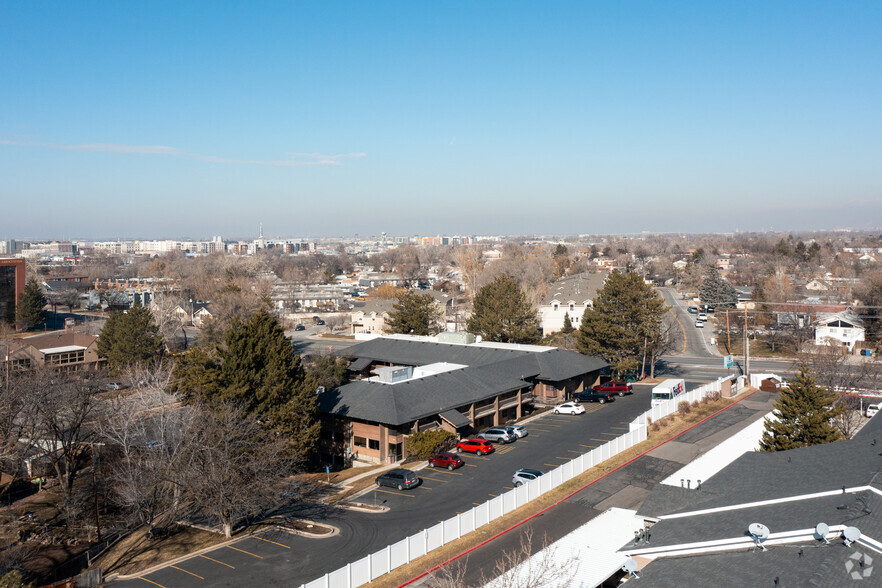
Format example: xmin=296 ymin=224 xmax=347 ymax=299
xmin=592 ymin=381 xmax=633 ymax=397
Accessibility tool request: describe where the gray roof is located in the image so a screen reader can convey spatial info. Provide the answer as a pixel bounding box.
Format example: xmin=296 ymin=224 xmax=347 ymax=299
xmin=440 ymin=409 xmax=471 ymax=428
xmin=540 ymin=271 xmax=607 ymax=306
xmin=318 ymin=359 xmax=531 ymax=426
xmin=631 ymin=408 xmax=882 ymax=585
xmin=342 ymin=338 xmax=607 ymax=383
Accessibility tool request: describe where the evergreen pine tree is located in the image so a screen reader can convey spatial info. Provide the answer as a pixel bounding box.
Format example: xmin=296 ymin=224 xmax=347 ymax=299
xmin=698 ymin=266 xmax=738 ymax=307
xmin=577 ymin=271 xmax=667 ymax=377
xmin=97 ymin=304 xmax=163 ymax=371
xmin=15 ymin=278 xmax=47 ymax=331
xmin=760 ymin=363 xmax=843 ymax=452
xmin=385 ymin=291 xmax=443 ymax=335
xmin=174 ymin=309 xmax=320 ymax=461
xmin=561 ymin=313 xmax=574 ymax=334
xmin=467 ymin=275 xmax=540 ymax=344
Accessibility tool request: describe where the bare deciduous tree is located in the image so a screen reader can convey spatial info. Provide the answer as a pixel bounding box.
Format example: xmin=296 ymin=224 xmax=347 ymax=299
xmin=184 ymin=404 xmax=297 ymax=538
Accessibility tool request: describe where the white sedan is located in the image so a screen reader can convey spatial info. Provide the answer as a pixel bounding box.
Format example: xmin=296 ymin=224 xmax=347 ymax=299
xmin=554 ymin=402 xmax=585 ymax=415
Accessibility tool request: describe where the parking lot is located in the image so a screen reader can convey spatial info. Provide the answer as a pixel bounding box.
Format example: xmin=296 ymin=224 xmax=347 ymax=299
xmin=113 ymin=386 xmax=655 ymax=587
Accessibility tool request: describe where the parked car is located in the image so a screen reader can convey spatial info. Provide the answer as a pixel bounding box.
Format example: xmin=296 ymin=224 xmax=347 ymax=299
xmin=695 ymin=320 xmax=704 ymax=328
xmin=456 ymin=438 xmax=495 ymax=455
xmin=316 ymin=319 xmax=326 ymax=326
xmin=593 ymin=381 xmax=633 ymax=396
xmin=107 ymin=382 xmax=122 ymax=390
xmin=504 ymin=425 xmax=528 ymax=438
xmin=477 ymin=428 xmax=515 ymax=444
xmin=294 ymin=325 xmax=306 ymax=331
xmin=687 ymin=306 xmax=698 ymax=314
xmin=512 ymin=468 xmax=544 ymax=487
xmin=574 ymin=390 xmax=615 ymax=404
xmin=867 ymin=404 xmax=880 ymax=418
xmin=697 ymin=312 xmax=708 ymax=321
xmin=553 ymin=402 xmax=586 ymax=415
xmin=375 ymin=469 xmax=420 ymax=490
xmin=427 ymin=452 xmax=464 ymax=470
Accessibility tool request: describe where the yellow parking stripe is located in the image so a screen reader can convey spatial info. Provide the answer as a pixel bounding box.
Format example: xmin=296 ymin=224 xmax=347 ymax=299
xmin=567 ymin=449 xmax=583 ymax=453
xmin=543 ymin=463 xmax=558 ymax=467
xmin=466 ymin=464 xmax=478 ymax=467
xmin=488 ymin=493 xmax=498 ymax=497
xmin=137 ymin=578 xmax=167 ymax=588
xmin=199 ymin=554 xmax=235 ymax=569
xmin=252 ymin=535 xmax=291 ymax=549
xmin=170 ymin=565 xmax=204 ymax=580
xmin=579 ymin=444 xmax=595 ymax=448
xmin=433 ymin=469 xmax=464 ymax=475
xmin=226 ymin=545 xmax=263 ymax=559
xmin=373 ymin=488 xmax=416 ymax=498
xmin=611 ymin=426 xmax=629 ymax=430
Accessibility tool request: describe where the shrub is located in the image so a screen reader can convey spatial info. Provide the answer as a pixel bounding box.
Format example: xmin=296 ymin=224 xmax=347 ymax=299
xmin=692 ymin=400 xmax=700 ymax=410
xmin=405 ymin=429 xmax=456 ymax=459
xmin=678 ymin=400 xmax=691 ymax=415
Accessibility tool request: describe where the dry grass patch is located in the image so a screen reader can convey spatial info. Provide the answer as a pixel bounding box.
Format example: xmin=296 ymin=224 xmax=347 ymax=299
xmin=97 ymin=525 xmax=228 ymax=577
xmin=369 ymin=392 xmax=749 ymax=588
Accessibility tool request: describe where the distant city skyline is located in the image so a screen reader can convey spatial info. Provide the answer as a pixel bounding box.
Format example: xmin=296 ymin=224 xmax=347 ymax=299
xmin=2 ymin=2 xmax=881 ymax=239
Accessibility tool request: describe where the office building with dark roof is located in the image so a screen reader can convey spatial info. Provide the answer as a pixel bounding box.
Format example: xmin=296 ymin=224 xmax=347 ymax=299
xmin=316 ymin=334 xmax=608 ymax=465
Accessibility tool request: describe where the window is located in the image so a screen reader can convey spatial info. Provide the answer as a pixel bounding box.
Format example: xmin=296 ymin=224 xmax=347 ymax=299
xmin=368 ymin=439 xmax=380 ymax=450
xmin=569 ymin=303 xmax=574 ymax=312
xmin=353 ymin=436 xmax=367 ymax=448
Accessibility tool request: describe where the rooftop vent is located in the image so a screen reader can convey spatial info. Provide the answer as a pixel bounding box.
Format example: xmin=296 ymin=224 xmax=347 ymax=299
xmin=376 ymin=366 xmax=413 ymax=383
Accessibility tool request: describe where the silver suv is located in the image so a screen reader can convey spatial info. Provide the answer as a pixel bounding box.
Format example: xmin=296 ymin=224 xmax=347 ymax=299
xmin=512 ymin=469 xmax=543 ymax=487
xmin=477 ymin=428 xmax=515 ymax=444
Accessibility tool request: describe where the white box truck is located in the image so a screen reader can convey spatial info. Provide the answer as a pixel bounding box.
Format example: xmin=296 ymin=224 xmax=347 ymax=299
xmin=651 ymin=378 xmax=686 ymax=407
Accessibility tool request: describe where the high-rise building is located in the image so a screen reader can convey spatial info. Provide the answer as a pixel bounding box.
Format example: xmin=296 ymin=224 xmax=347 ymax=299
xmin=0 ymin=258 xmax=26 ymax=325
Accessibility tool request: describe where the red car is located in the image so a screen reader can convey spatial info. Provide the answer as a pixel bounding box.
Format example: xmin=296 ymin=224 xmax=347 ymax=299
xmin=427 ymin=452 xmax=465 ymax=470
xmin=593 ymin=381 xmax=633 ymax=397
xmin=455 ymin=439 xmax=495 ymax=455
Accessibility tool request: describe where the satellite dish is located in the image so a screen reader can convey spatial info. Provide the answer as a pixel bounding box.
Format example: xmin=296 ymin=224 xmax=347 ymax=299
xmin=814 ymin=522 xmax=830 ymax=544
xmin=748 ymin=523 xmax=770 ymax=551
xmin=843 ymin=526 xmax=861 ymax=547
xmin=622 ymin=558 xmax=639 ymax=579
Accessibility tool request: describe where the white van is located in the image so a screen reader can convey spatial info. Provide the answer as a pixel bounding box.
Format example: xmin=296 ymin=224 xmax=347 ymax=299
xmin=867 ymin=404 xmax=879 ymax=418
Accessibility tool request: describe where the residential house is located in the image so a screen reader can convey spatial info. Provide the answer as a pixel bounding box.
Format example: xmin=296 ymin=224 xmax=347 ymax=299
xmin=350 ymin=298 xmax=396 ymax=334
xmin=814 ymin=308 xmax=865 ymax=352
xmin=317 ymin=335 xmax=608 ymax=465
xmin=538 ymin=271 xmax=607 ymax=336
xmin=4 ymin=331 xmax=102 ymax=372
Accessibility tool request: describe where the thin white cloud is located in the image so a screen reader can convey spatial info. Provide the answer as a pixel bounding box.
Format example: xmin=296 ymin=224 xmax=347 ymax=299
xmin=0 ymin=138 xmax=365 ymax=167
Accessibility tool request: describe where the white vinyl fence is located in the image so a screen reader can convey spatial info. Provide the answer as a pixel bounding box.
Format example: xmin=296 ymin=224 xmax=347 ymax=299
xmin=300 ymin=373 xmax=775 ymax=588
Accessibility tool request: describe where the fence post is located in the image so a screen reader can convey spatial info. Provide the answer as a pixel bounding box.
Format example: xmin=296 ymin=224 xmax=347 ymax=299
xmin=387 ymin=545 xmax=391 ymax=572
xmin=457 ymin=513 xmax=462 ymax=539
xmin=347 ymin=563 xmax=352 ymax=588
xmin=406 ymin=535 xmax=411 ymax=564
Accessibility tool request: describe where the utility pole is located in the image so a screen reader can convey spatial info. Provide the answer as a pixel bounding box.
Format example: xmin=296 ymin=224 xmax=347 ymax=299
xmin=726 ymin=310 xmax=731 ymax=352
xmin=744 ymin=305 xmax=750 ymax=383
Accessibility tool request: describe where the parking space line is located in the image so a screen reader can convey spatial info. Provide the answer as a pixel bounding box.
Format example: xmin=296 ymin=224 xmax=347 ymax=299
xmin=579 ymin=444 xmax=595 ymax=448
xmin=252 ymin=535 xmax=291 ymax=549
xmin=417 ymin=486 xmax=432 ymax=490
xmin=466 ymin=464 xmax=479 ymax=467
xmin=170 ymin=565 xmax=204 ymax=580
xmin=137 ymin=578 xmax=167 ymax=588
xmin=430 ymin=469 xmax=463 ymax=475
xmin=567 ymin=449 xmax=583 ymax=453
xmin=543 ymin=463 xmax=559 ymax=467
xmin=488 ymin=493 xmax=498 ymax=497
xmin=473 ymin=502 xmax=482 ymax=506
xmin=226 ymin=545 xmax=263 ymax=559
xmin=503 ymin=486 xmax=513 ymax=490
xmin=373 ymin=488 xmax=416 ymax=497
xmin=554 ymin=456 xmax=570 ymax=460
xmin=611 ymin=426 xmax=629 ymax=430
xmin=590 ymin=438 xmax=609 ymax=442
xmin=200 ymin=554 xmax=235 ymax=569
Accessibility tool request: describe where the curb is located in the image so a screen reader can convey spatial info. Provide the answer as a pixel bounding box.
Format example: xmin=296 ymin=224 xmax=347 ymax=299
xmin=398 ymin=388 xmax=762 ymax=587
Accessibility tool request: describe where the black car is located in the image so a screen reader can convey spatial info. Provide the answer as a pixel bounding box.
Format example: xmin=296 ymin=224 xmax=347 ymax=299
xmin=316 ymin=319 xmax=326 ymax=326
xmin=573 ymin=390 xmax=615 ymax=404
xmin=294 ymin=325 xmax=306 ymax=331
xmin=375 ymin=468 xmax=420 ymax=490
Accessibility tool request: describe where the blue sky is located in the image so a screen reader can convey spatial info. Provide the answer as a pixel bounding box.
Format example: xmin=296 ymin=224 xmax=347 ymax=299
xmin=1 ymin=1 xmax=881 ymax=240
